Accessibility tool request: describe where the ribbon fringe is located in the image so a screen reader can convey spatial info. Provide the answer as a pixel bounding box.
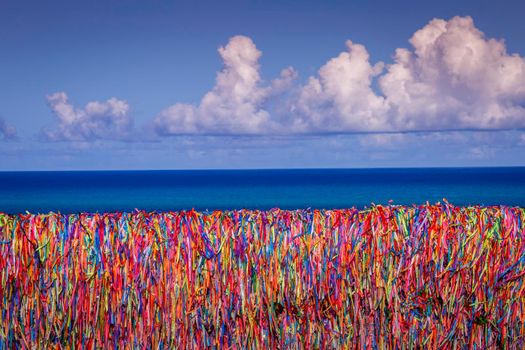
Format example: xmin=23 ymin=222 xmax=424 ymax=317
xmin=1 ymin=204 xmax=524 ymax=348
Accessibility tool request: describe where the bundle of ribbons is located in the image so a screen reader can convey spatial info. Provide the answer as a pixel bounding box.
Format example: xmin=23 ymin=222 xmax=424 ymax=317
xmin=1 ymin=204 xmax=524 ymax=349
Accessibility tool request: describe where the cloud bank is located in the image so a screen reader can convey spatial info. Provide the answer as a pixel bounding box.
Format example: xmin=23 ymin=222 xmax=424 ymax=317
xmin=44 ymin=16 xmax=525 ymax=139
xmin=159 ymin=16 xmax=525 ymax=136
xmin=44 ymin=92 xmax=133 ymax=141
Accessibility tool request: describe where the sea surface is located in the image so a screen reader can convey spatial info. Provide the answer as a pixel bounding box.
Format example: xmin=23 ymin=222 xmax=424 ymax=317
xmin=0 ymin=167 xmax=524 ymax=213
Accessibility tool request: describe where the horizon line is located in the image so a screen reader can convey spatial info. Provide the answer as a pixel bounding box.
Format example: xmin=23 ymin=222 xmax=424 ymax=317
xmin=1 ymin=165 xmax=525 ymax=173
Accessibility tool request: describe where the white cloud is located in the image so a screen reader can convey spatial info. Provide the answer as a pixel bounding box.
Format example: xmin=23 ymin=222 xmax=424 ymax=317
xmin=154 ymin=35 xmax=297 ymax=135
xmin=289 ymin=16 xmax=525 ymax=133
xmin=44 ymin=92 xmax=133 ymax=141
xmin=291 ymin=40 xmax=388 ymax=132
xmin=379 ymin=16 xmax=525 ymax=131
xmin=0 ymin=117 xmax=16 ymax=140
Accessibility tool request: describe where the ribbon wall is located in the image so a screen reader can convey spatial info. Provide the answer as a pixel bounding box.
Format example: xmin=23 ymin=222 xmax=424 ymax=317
xmin=1 ymin=204 xmax=524 ymax=348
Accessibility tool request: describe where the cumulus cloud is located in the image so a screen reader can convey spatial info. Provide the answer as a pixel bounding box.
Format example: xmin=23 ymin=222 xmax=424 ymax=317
xmin=379 ymin=16 xmax=525 ymax=131
xmin=290 ymin=40 xmax=388 ymax=133
xmin=154 ymin=35 xmax=297 ymax=135
xmin=289 ymin=16 xmax=525 ymax=133
xmin=44 ymin=92 xmax=133 ymax=141
xmin=0 ymin=118 xmax=16 ymax=140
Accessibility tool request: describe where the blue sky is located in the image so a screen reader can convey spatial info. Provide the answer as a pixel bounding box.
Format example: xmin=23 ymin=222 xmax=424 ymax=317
xmin=1 ymin=0 xmax=524 ymax=170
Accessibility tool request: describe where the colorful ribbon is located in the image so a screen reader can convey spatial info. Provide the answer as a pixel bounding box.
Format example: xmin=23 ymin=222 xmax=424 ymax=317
xmin=0 ymin=204 xmax=524 ymax=348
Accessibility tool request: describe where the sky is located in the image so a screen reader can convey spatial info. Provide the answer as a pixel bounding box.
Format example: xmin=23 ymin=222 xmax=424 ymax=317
xmin=1 ymin=0 xmax=524 ymax=170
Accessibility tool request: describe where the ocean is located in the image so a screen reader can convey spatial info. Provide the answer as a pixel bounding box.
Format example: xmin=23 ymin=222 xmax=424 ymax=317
xmin=0 ymin=167 xmax=524 ymax=213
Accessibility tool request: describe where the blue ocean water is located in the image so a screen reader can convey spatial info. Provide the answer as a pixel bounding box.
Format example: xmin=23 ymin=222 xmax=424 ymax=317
xmin=0 ymin=168 xmax=524 ymax=213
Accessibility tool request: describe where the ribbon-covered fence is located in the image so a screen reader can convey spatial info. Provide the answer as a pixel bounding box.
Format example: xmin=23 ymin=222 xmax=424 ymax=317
xmin=1 ymin=204 xmax=525 ymax=348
